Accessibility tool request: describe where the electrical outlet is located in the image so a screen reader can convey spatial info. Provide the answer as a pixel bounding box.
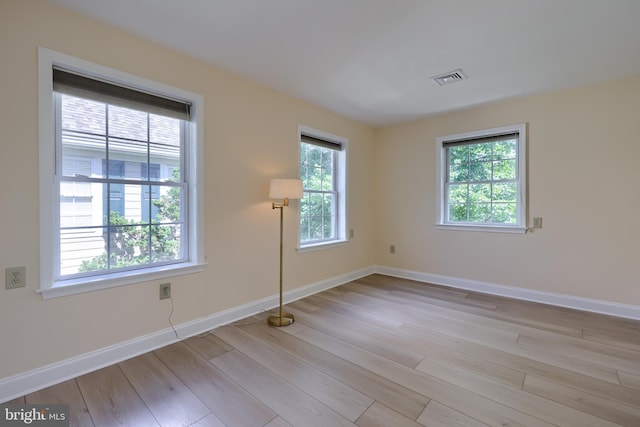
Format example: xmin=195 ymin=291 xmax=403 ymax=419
xmin=532 ymin=217 xmax=543 ymax=229
xmin=159 ymin=283 xmax=171 ymax=300
xmin=389 ymin=244 xmax=396 ymax=254
xmin=349 ymin=229 xmax=354 ymax=239
xmin=6 ymin=266 xmax=26 ymax=289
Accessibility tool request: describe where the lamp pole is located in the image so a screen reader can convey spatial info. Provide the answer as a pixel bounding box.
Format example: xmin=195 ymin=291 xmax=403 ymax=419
xmin=268 ymin=197 xmax=294 ymax=326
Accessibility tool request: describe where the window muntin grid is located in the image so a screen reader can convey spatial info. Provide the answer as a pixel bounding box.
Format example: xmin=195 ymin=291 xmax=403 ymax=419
xmin=299 ymin=142 xmax=338 ymax=244
xmin=444 ymin=134 xmax=520 ymax=225
xmin=55 ymin=93 xmax=187 ymax=279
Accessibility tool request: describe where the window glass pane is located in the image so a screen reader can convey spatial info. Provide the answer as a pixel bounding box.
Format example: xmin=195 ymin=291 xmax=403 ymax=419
xmin=149 ymin=115 xmax=180 ymax=145
xmin=301 ymin=190 xmax=327 ymax=242
xmin=61 ymin=95 xmax=106 ymax=134
xmin=493 ymin=159 xmax=516 ymax=180
xmin=306 ymin=167 xmax=323 ymax=191
xmin=120 ymin=183 xmax=144 ymax=225
xmin=469 ymin=203 xmax=491 ymax=222
xmin=321 ymin=149 xmax=334 ymax=174
xmin=321 ymin=169 xmax=334 ymax=191
xmin=492 ymin=182 xmax=517 ymax=202
xmin=141 ymin=181 xmax=161 ymax=222
xmin=308 ymin=193 xmax=323 ymax=218
xmin=300 ymin=166 xmax=310 ymax=189
xmin=300 ymin=192 xmax=309 ymax=214
xmin=492 ymin=203 xmax=517 ymax=223
xmin=469 ymin=142 xmax=491 ymax=161
xmin=154 ymin=185 xmax=183 ymax=224
xmin=448 ymin=184 xmax=467 ymax=204
xmin=151 ymin=224 xmax=182 ymax=262
xmin=167 ymin=166 xmax=180 ymax=183
xmin=300 ymin=215 xmax=310 ymax=241
xmin=309 ymin=216 xmax=323 ymax=240
xmin=61 ymin=156 xmax=93 ymax=178
xmin=108 ymin=140 xmax=148 ymax=180
xmin=102 ymin=158 xmax=123 ymax=180
xmin=323 ymin=215 xmax=336 ymax=239
xmin=323 ymin=193 xmax=334 ymax=219
xmin=303 ymin=146 xmax=325 ymax=191
xmin=150 ymin=143 xmax=180 ymax=181
xmin=62 ymin=131 xmax=106 ymax=178
xmin=108 ymin=105 xmax=147 ymax=140
xmin=469 ymin=161 xmax=492 ymax=181
xmin=105 ymin=182 xmax=125 ymax=218
xmin=108 ymin=224 xmax=149 ymax=268
xmin=141 ymin=184 xmax=152 ymax=222
xmin=449 ymin=146 xmax=468 ymax=164
xmin=469 ymin=183 xmax=491 ymax=203
xmin=60 ymin=97 xmax=106 ymax=177
xmin=306 ymin=144 xmax=322 ymax=167
xmin=141 ymin=163 xmax=161 ymax=181
xmin=61 ymin=227 xmax=107 ymax=275
xmin=60 ymin=183 xmax=102 ymax=227
xmin=448 ymin=204 xmax=468 ymax=222
xmin=448 ymin=163 xmax=468 ymax=182
xmin=493 ymin=140 xmax=516 ymax=160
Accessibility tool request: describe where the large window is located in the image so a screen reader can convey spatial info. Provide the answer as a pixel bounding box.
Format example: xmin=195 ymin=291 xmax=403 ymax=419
xmin=436 ymin=123 xmax=527 ymax=233
xmin=298 ymin=128 xmax=347 ymax=248
xmin=39 ymin=48 xmax=204 ymax=298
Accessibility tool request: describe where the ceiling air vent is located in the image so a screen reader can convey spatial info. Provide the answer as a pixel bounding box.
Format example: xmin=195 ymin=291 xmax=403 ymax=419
xmin=432 ymin=69 xmax=466 ymax=86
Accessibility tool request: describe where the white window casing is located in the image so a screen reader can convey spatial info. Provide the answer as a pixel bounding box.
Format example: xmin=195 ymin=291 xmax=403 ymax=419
xmin=435 ymin=123 xmax=527 ymax=234
xmin=38 ymin=47 xmax=205 ymax=298
xmin=297 ymin=125 xmax=348 ymax=251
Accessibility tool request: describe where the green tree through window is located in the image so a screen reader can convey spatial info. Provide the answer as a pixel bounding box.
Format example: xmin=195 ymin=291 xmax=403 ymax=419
xmin=437 ymin=123 xmax=527 ymax=232
xmin=447 ymin=138 xmax=518 ymax=224
xmin=79 ymin=169 xmax=183 ymax=272
xmin=300 ymin=142 xmax=337 ymax=242
xmin=298 ymin=129 xmax=347 ymax=246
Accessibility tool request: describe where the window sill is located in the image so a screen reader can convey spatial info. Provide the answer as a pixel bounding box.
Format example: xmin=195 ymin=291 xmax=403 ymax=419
xmin=435 ymin=224 xmax=528 ymax=234
xmin=37 ymin=262 xmax=206 ymax=299
xmin=297 ymin=240 xmax=348 ymax=253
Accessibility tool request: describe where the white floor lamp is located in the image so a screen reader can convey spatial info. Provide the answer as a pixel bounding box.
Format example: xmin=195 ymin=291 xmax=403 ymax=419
xmin=268 ymin=178 xmax=303 ymax=327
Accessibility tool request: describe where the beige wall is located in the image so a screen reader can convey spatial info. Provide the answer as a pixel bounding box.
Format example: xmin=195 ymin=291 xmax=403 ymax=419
xmin=0 ymin=1 xmax=375 ymax=380
xmin=375 ymin=74 xmax=640 ymax=306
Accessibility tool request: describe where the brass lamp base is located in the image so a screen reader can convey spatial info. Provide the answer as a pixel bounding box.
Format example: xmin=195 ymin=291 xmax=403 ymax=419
xmin=267 ymin=312 xmax=294 ymax=327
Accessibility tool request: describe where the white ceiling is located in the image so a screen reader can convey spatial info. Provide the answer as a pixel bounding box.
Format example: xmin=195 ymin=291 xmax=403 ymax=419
xmin=48 ymin=0 xmax=640 ymax=127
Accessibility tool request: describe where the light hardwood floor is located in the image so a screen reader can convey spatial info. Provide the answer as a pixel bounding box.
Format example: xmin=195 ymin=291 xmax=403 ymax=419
xmin=7 ymin=274 xmax=640 ymax=426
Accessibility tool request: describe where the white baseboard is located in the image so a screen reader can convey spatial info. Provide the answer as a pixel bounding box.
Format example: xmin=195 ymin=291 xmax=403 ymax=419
xmin=0 ymin=266 xmax=375 ymax=403
xmin=375 ymin=266 xmax=640 ymax=321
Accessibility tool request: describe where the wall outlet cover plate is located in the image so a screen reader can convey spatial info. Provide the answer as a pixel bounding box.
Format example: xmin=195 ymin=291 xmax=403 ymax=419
xmin=6 ymin=266 xmax=26 ymax=289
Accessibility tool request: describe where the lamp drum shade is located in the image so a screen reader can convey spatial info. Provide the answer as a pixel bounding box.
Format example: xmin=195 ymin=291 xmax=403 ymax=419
xmin=269 ymin=179 xmax=303 ymax=200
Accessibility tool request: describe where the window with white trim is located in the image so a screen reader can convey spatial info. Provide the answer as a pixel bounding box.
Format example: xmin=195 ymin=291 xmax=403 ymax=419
xmin=436 ymin=123 xmax=527 ymax=233
xmin=38 ymin=48 xmax=204 ymax=298
xmin=298 ymin=128 xmax=347 ymax=248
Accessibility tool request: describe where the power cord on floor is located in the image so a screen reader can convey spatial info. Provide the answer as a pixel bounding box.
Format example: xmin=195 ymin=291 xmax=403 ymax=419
xmin=167 ymin=294 xmax=180 ymax=340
